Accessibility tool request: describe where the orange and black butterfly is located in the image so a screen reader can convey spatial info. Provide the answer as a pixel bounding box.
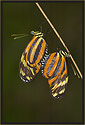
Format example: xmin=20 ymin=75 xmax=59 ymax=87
xmin=41 ymin=50 xmax=69 ymax=98
xmin=19 ymin=31 xmax=48 ymax=82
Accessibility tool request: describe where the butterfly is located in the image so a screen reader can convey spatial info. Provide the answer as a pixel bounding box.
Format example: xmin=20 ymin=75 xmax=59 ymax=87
xmin=41 ymin=50 xmax=69 ymax=98
xmin=19 ymin=31 xmax=48 ymax=82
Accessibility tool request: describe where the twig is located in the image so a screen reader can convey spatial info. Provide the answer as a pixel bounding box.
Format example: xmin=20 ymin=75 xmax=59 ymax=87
xmin=36 ymin=2 xmax=82 ymax=79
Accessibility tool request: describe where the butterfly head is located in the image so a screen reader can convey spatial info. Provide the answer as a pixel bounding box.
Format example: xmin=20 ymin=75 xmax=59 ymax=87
xmin=31 ymin=31 xmax=43 ymax=37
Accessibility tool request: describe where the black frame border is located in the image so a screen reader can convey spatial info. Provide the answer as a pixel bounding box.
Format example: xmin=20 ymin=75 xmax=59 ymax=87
xmin=0 ymin=0 xmax=84 ymax=124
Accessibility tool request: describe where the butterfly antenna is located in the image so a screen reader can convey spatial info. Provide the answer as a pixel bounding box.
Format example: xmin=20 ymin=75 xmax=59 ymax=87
xmin=65 ymin=52 xmax=80 ymax=78
xmin=71 ymin=63 xmax=80 ymax=78
xmin=11 ymin=33 xmax=29 ymax=40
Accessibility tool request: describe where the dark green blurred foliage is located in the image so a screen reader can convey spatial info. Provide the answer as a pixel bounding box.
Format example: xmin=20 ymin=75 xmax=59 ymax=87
xmin=2 ymin=2 xmax=82 ymax=123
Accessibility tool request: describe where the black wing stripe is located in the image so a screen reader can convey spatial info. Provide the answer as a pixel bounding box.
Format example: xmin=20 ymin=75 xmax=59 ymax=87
xmin=32 ymin=38 xmax=44 ymax=64
xmin=27 ymin=37 xmax=39 ymax=62
xmin=47 ymin=52 xmax=57 ymax=76
xmin=49 ymin=54 xmax=62 ymax=79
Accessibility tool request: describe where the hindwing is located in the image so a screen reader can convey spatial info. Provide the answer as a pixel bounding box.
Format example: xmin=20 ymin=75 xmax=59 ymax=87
xmin=19 ymin=53 xmax=41 ymax=82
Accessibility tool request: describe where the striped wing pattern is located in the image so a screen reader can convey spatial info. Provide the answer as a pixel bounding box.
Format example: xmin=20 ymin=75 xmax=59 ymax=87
xmin=42 ymin=51 xmax=68 ymax=98
xmin=19 ymin=31 xmax=69 ymax=99
xmin=19 ymin=53 xmax=37 ymax=82
xmin=19 ymin=35 xmax=47 ymax=82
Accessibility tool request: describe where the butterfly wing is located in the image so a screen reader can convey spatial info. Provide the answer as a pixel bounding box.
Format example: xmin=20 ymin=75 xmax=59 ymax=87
xmin=50 ymin=69 xmax=68 ymax=98
xmin=19 ymin=53 xmax=41 ymax=82
xmin=19 ymin=35 xmax=47 ymax=83
xmin=48 ymin=54 xmax=68 ymax=98
xmin=42 ymin=51 xmax=68 ymax=98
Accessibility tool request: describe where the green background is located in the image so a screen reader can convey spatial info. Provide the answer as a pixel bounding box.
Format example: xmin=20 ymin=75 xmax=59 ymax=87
xmin=2 ymin=2 xmax=83 ymax=123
